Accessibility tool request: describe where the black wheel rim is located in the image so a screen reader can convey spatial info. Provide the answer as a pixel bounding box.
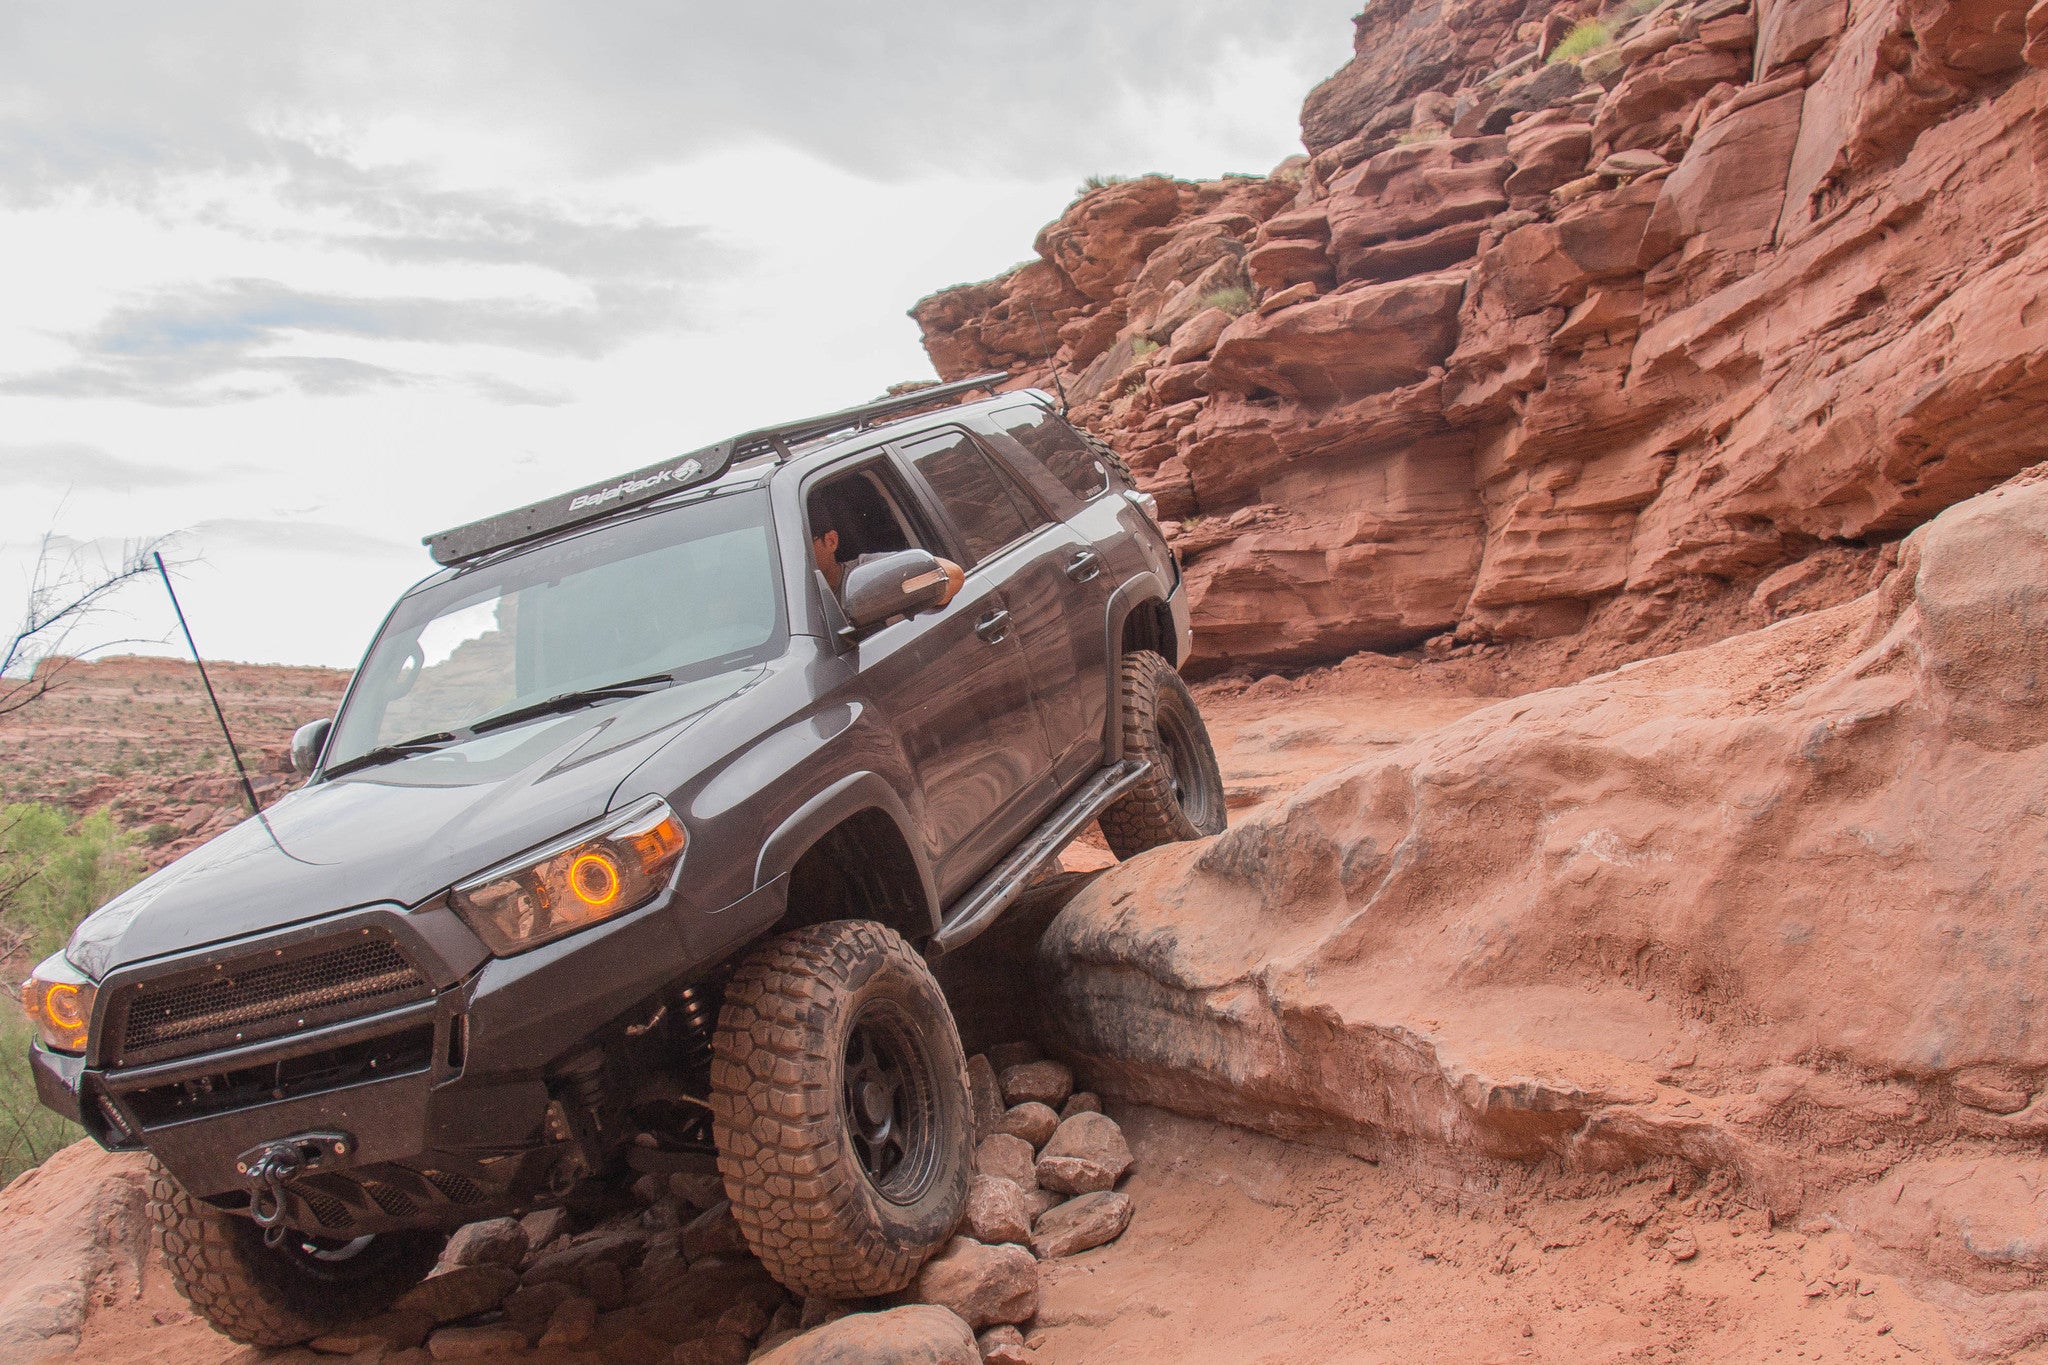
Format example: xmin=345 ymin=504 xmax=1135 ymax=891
xmin=842 ymin=1002 xmax=941 ymax=1205
xmin=1157 ymin=701 xmax=1217 ymax=829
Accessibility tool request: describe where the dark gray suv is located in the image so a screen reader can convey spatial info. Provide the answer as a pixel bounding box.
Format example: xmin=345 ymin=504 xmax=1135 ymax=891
xmin=22 ymin=375 xmax=1225 ymax=1345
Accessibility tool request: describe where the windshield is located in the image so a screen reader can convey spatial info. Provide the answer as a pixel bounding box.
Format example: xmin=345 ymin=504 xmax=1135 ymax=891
xmin=328 ymin=489 xmax=783 ymax=769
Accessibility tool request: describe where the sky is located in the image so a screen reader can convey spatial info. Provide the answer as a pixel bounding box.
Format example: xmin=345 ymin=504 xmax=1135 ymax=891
xmin=1 ymin=2 xmax=1361 ymax=670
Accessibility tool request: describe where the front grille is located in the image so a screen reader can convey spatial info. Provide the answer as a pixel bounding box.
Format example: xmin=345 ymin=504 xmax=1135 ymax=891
xmin=108 ymin=930 xmax=433 ymax=1066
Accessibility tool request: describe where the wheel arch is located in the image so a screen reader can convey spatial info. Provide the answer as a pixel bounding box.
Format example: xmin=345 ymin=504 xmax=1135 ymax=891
xmin=755 ymin=772 xmax=940 ymax=941
xmin=1103 ymin=571 xmax=1175 ymax=762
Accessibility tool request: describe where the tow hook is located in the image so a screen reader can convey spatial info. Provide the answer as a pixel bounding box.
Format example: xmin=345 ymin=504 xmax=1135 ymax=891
xmin=234 ymin=1131 xmax=354 ymax=1247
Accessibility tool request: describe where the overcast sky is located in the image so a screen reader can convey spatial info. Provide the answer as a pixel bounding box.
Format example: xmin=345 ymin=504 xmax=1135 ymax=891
xmin=2 ymin=2 xmax=1359 ymax=671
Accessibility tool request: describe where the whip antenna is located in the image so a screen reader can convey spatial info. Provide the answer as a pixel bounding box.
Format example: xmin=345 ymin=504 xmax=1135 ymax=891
xmin=1025 ymin=299 xmax=1071 ymax=416
xmin=153 ymin=553 xmax=289 ymax=851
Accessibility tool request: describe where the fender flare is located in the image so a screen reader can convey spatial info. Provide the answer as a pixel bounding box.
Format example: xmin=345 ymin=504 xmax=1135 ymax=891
xmin=1101 ymin=571 xmax=1171 ymax=763
xmin=753 ymin=770 xmax=941 ymax=936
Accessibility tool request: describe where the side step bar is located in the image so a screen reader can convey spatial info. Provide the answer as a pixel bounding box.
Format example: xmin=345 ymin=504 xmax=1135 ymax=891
xmin=929 ymin=758 xmax=1149 ymax=956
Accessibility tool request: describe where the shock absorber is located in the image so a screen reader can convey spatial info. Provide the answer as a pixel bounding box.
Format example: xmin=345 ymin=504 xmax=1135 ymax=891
xmin=674 ymin=985 xmax=716 ymax=1071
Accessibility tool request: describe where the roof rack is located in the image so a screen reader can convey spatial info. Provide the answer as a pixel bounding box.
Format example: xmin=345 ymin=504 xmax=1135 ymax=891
xmin=422 ymin=372 xmax=1010 ymax=567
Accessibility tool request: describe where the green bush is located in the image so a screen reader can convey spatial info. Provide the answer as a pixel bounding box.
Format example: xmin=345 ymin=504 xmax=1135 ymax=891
xmin=1076 ymin=173 xmax=1130 ymax=196
xmin=1200 ymin=286 xmax=1255 ymax=317
xmin=1 ymin=804 xmax=144 ymax=964
xmin=1130 ymin=337 xmax=1161 ymax=358
xmin=1548 ymin=18 xmax=1610 ymax=63
xmin=0 ymin=1009 xmax=80 ymax=1185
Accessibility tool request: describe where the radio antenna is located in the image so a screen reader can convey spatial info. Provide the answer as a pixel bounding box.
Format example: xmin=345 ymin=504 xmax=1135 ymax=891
xmin=152 ymin=553 xmax=292 ymax=854
xmin=1025 ymin=300 xmax=1071 ymax=416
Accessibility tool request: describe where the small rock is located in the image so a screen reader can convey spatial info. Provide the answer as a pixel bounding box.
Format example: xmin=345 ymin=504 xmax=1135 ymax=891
xmin=1058 ymin=1093 xmax=1101 ymax=1120
xmin=1552 ymin=172 xmax=1603 ymax=204
xmin=522 ymin=1226 xmax=651 ymax=1287
xmin=309 ymin=1332 xmax=389 ymax=1355
xmin=966 ymin=1055 xmax=1006 ymax=1142
xmin=752 ymin=1328 xmax=803 ymax=1358
xmin=963 ymin=1175 xmax=1036 ymax=1246
xmin=393 ymin=1265 xmax=519 ymax=1325
xmin=1665 ymin=1226 xmax=1700 ymax=1262
xmin=800 ymin=1296 xmax=855 ymax=1330
xmin=673 ymin=1330 xmax=754 ymax=1364
xmin=985 ymin=1041 xmax=1042 ymax=1073
xmin=768 ymin=1301 xmax=802 ymax=1336
xmin=1035 ymin=1113 xmax=1133 ymax=1196
xmin=974 ymin=1133 xmax=1038 ymax=1189
xmin=539 ymin=1295 xmax=598 ymax=1347
xmin=1031 ymin=1191 xmax=1134 ymax=1260
xmin=504 ymin=1281 xmax=578 ymax=1334
xmin=753 ymin=1305 xmax=978 ymax=1364
xmin=519 ymin=1206 xmax=572 ymax=1253
xmin=1597 ymin=148 xmax=1668 ymax=178
xmin=670 ymin=1172 xmax=730 ymax=1211
xmin=999 ymin=1061 xmax=1073 ymax=1109
xmin=426 ymin=1323 xmax=529 ymax=1360
xmin=351 ymin=1309 xmax=434 ymax=1350
xmin=1956 ymin=1075 xmax=2032 ymax=1114
xmin=995 ymin=1103 xmax=1060 ymax=1149
xmin=443 ymin=1217 xmax=528 ymax=1271
xmin=978 ymin=1323 xmax=1034 ymax=1364
xmin=584 ymin=1258 xmax=627 ymax=1308
xmin=1023 ymin=1188 xmax=1063 ymax=1221
xmin=719 ymin=1298 xmax=774 ymax=1340
xmin=683 ymin=1200 xmax=754 ymax=1263
xmin=909 ymin=1237 xmax=1040 ymax=1329
xmin=633 ymin=1172 xmax=671 ymax=1205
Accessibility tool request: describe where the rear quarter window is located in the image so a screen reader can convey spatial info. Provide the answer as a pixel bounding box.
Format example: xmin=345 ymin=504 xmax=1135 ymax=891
xmin=987 ymin=405 xmax=1113 ymax=501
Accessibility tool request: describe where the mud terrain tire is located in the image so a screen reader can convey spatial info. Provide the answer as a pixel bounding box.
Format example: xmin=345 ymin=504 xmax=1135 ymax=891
xmin=146 ymin=1159 xmax=445 ymax=1346
xmin=710 ymin=920 xmax=972 ymax=1298
xmin=1099 ymin=649 xmax=1227 ymax=859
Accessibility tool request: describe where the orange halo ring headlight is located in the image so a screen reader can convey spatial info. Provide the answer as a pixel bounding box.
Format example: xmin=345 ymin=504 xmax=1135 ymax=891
xmin=450 ymin=797 xmax=687 ymax=957
xmin=22 ymin=954 xmax=96 ymax=1055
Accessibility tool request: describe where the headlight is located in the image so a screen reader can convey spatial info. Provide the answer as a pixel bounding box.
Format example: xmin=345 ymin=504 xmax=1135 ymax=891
xmin=22 ymin=953 xmax=96 ymax=1055
xmin=450 ymin=797 xmax=687 ymax=956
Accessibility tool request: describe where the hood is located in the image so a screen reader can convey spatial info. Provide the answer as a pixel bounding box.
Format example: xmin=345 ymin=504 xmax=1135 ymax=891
xmin=68 ymin=667 xmax=763 ymax=979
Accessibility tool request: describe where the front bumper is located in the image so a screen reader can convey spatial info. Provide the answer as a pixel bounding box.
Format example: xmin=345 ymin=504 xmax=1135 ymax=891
xmin=34 ymin=876 xmax=782 ymax=1235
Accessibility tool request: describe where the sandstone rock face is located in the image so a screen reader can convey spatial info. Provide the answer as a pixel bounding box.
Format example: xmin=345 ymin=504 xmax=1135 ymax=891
xmin=1037 ymin=470 xmax=2048 ymax=1220
xmin=754 ymin=1305 xmax=979 ymax=1365
xmin=0 ymin=1144 xmax=147 ymax=1357
xmin=908 ymin=0 xmax=2048 ymax=679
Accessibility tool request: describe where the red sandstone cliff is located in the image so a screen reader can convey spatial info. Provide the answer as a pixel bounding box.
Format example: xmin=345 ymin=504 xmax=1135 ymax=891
xmin=911 ymin=0 xmax=2048 ymax=679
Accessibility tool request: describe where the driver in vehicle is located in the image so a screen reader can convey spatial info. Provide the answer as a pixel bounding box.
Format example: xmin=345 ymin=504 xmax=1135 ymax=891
xmin=810 ymin=504 xmax=964 ymax=607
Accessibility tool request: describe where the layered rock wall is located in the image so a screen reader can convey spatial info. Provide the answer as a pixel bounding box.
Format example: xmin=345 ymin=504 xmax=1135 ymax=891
xmin=911 ymin=0 xmax=2048 ymax=677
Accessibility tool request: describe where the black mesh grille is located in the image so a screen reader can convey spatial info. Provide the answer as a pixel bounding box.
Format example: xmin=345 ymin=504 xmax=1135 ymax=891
xmin=424 ymin=1170 xmax=484 ymax=1206
xmin=110 ymin=933 xmax=432 ymax=1066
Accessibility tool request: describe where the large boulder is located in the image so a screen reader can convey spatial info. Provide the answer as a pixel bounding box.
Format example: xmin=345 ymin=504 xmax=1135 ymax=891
xmin=1204 ymin=273 xmax=1466 ymax=405
xmin=908 ymin=1237 xmax=1040 ymax=1329
xmin=0 ymin=1144 xmax=148 ymax=1358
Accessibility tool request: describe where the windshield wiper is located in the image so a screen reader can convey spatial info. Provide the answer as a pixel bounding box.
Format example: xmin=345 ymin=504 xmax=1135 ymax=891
xmin=323 ymin=732 xmax=460 ymax=779
xmin=470 ymin=674 xmax=679 ymax=735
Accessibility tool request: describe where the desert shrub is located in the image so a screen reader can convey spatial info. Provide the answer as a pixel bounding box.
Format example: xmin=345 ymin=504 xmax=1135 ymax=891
xmin=1200 ymin=286 xmax=1255 ymax=317
xmin=1 ymin=804 xmax=144 ymax=963
xmin=1549 ymin=18 xmax=1610 ymax=62
xmin=0 ymin=1008 xmax=79 ymax=1184
xmin=1076 ymin=173 xmax=1131 ymax=195
xmin=1130 ymin=337 xmax=1161 ymax=358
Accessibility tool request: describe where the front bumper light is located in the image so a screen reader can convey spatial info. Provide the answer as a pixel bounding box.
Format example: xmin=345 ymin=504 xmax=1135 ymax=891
xmin=450 ymin=796 xmax=687 ymax=956
xmin=22 ymin=953 xmax=96 ymax=1055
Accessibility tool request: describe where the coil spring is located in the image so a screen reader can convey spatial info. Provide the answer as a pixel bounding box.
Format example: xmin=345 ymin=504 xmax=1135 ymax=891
xmin=674 ymin=986 xmax=715 ymax=1071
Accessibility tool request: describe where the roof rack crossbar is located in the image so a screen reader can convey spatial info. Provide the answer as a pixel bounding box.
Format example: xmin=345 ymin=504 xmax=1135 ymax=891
xmin=421 ymin=371 xmax=1009 ymax=567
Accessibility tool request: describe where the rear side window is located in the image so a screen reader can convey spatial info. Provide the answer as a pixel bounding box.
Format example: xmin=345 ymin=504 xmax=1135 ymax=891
xmin=988 ymin=405 xmax=1110 ymax=501
xmin=901 ymin=428 xmax=1049 ymax=564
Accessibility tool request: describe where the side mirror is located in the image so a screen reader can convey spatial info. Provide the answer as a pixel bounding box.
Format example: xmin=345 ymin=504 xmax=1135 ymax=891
xmin=291 ymin=718 xmax=334 ymax=776
xmin=841 ymin=550 xmax=950 ymax=632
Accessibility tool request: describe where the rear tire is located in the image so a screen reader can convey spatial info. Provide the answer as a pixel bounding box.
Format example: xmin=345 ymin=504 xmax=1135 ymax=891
xmin=146 ymin=1159 xmax=445 ymax=1346
xmin=1099 ymin=649 xmax=1227 ymax=859
xmin=710 ymin=920 xmax=972 ymax=1298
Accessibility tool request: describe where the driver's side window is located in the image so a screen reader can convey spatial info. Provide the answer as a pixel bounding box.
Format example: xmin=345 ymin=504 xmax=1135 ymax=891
xmin=806 ymin=463 xmax=939 ymax=587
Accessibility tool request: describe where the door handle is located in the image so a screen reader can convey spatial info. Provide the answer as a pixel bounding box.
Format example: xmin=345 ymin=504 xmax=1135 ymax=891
xmin=975 ymin=609 xmax=1011 ymax=643
xmin=1065 ymin=551 xmax=1102 ymax=583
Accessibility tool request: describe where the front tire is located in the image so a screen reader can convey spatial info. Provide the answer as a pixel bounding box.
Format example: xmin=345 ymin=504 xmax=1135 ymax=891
xmin=147 ymin=1160 xmax=445 ymax=1346
xmin=1099 ymin=649 xmax=1227 ymax=859
xmin=710 ymin=921 xmax=972 ymax=1298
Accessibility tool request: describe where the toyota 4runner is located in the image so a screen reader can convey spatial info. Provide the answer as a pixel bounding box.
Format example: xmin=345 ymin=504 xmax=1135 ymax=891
xmin=21 ymin=373 xmax=1226 ymax=1345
